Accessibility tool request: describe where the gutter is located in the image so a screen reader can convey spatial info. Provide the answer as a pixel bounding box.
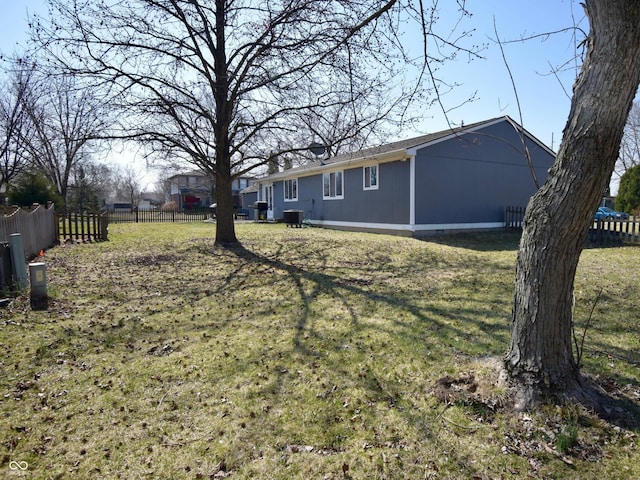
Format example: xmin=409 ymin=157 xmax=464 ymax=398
xmin=259 ymin=149 xmax=410 ymax=182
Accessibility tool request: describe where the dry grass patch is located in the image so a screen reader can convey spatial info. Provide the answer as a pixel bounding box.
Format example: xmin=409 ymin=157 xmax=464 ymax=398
xmin=1 ymin=223 xmax=638 ymax=479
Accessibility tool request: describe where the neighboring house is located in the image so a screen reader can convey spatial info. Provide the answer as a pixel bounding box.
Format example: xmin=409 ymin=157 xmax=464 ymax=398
xmin=240 ymin=184 xmax=259 ymax=220
xmin=600 ymin=196 xmax=616 ymax=209
xmin=168 ymin=171 xmax=254 ymax=210
xmin=232 ymin=177 xmax=254 ymax=208
xmin=106 ymin=202 xmax=133 ymax=212
xmin=254 ymin=116 xmax=556 ymax=236
xmin=138 ymin=191 xmax=164 ymax=211
xmin=168 ymin=170 xmax=214 ymax=209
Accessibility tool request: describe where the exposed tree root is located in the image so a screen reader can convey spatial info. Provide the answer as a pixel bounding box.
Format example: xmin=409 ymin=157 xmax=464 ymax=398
xmin=502 ymin=369 xmax=640 ymax=429
xmin=431 ymin=356 xmax=640 ymax=430
xmin=430 ymin=357 xmax=639 ymax=471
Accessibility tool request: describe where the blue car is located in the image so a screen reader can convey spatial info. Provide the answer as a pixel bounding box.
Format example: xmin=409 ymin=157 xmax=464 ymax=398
xmin=594 ymin=206 xmax=628 ymax=220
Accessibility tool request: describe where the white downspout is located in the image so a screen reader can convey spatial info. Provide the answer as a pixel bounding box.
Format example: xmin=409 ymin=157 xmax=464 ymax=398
xmin=409 ymin=154 xmax=416 ymax=231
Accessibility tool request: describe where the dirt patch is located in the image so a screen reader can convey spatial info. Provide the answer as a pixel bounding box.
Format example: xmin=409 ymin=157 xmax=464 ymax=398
xmin=431 ymin=357 xmax=512 ymax=412
xmin=126 ymin=253 xmax=180 ymax=266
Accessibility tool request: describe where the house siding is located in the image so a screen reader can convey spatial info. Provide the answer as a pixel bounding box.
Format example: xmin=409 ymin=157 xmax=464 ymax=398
xmin=298 ymin=175 xmax=324 ymax=220
xmin=256 ymin=117 xmax=555 ymax=236
xmin=268 ymin=163 xmax=410 ymax=224
xmin=272 ymin=182 xmax=285 ymax=215
xmin=414 ymin=121 xmax=552 ymax=226
xmin=335 ymin=162 xmax=410 ymax=223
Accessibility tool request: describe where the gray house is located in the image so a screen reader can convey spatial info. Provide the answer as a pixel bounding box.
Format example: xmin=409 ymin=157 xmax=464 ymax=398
xmin=255 ymin=116 xmax=555 ymax=236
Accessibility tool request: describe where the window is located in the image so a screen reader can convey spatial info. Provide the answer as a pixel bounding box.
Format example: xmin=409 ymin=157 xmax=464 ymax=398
xmin=364 ymin=165 xmax=378 ymax=190
xmin=323 ymin=171 xmax=343 ymax=199
xmin=284 ymin=178 xmax=298 ymax=201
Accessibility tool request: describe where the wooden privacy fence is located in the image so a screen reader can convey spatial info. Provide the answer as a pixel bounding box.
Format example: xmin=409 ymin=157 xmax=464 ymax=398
xmin=57 ymin=211 xmax=109 ymax=243
xmin=0 ymin=203 xmax=57 ymax=259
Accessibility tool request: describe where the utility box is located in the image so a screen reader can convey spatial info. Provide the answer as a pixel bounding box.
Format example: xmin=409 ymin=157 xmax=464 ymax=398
xmin=0 ymin=242 xmax=12 ymax=291
xmin=29 ymin=262 xmax=48 ymax=310
xmin=9 ymin=233 xmax=28 ymax=290
xmin=283 ymin=210 xmax=304 ymax=227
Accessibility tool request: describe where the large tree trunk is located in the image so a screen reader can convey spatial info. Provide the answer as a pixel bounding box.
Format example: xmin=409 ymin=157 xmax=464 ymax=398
xmin=213 ymin=0 xmax=238 ymax=246
xmin=215 ymin=166 xmax=238 ymax=245
xmin=505 ymin=0 xmax=640 ymax=410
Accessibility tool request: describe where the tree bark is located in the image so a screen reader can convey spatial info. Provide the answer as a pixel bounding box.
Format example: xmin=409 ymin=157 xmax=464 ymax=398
xmin=505 ymin=0 xmax=640 ymax=410
xmin=215 ymin=167 xmax=237 ymax=245
xmin=213 ymin=0 xmax=237 ymax=245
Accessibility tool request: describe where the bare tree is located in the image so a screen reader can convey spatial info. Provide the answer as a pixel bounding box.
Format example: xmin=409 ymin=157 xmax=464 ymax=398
xmin=32 ymin=0 xmax=478 ymax=244
xmin=66 ymin=161 xmax=114 ymax=212
xmin=153 ymin=172 xmax=174 ymax=206
xmin=113 ymin=165 xmax=143 ymax=212
xmin=21 ymin=71 xmax=108 ymax=210
xmin=0 ymin=61 xmax=33 ymax=194
xmin=614 ymin=101 xmax=640 ymax=180
xmin=505 ymin=0 xmax=640 ymax=411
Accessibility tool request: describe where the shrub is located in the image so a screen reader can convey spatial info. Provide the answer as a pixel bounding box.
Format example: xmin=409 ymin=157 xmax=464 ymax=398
xmin=616 ymin=164 xmax=640 ymax=214
xmin=7 ymin=170 xmax=63 ymax=207
xmin=161 ymin=200 xmax=178 ymax=211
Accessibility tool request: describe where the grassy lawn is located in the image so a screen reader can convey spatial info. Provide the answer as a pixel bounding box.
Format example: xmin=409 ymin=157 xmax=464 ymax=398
xmin=1 ymin=223 xmax=639 ymax=479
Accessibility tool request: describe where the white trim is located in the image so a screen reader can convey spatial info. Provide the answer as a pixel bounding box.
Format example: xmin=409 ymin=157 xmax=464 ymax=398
xmin=264 ymin=184 xmax=274 ymax=219
xmin=283 ymin=178 xmax=298 ymax=202
xmin=405 ymin=116 xmax=555 ymax=159
xmin=308 ymin=219 xmax=505 ymax=233
xmin=409 ymin=155 xmax=416 ymax=226
xmin=322 ymin=170 xmax=344 ymax=200
xmin=412 ymin=222 xmax=505 ymax=232
xmin=363 ymin=164 xmax=379 ymax=191
xmin=309 ymin=220 xmax=414 ymax=233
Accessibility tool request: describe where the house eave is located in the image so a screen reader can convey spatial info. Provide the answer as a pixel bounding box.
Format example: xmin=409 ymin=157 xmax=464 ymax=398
xmin=259 ymin=149 xmax=409 ymax=183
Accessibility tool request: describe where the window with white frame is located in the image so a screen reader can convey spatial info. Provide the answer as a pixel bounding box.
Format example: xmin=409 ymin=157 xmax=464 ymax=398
xmin=363 ymin=164 xmax=378 ymax=190
xmin=323 ymin=171 xmax=343 ymax=199
xmin=284 ymin=178 xmax=298 ymax=201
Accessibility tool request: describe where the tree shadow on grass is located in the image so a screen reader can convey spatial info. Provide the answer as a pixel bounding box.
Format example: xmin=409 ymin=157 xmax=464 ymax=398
xmin=217 ymin=242 xmax=507 ymax=357
xmin=216 ymin=239 xmax=640 ymax=433
xmin=423 ymin=228 xmax=640 ymax=252
xmin=423 ymin=230 xmax=522 ymax=252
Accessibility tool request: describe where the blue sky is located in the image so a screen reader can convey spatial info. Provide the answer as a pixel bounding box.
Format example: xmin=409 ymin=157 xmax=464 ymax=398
xmin=1 ymin=1 xmax=589 ymax=185
xmin=410 ymin=0 xmax=584 ymax=150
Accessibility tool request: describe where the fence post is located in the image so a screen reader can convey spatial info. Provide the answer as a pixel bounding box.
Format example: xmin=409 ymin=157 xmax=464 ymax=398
xmin=101 ymin=211 xmax=109 ymax=241
xmin=72 ymin=213 xmax=78 ymax=242
xmin=54 ymin=214 xmax=60 ymax=243
xmin=598 ymin=219 xmax=604 ymax=245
